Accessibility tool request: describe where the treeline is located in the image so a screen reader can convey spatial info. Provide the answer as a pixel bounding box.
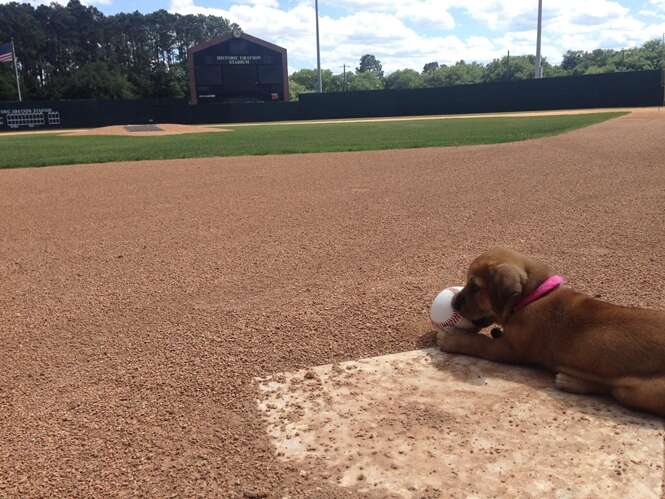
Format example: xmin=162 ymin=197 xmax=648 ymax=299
xmin=0 ymin=0 xmax=236 ymax=100
xmin=1 ymin=1 xmax=663 ymax=102
xmin=290 ymin=40 xmax=665 ymax=98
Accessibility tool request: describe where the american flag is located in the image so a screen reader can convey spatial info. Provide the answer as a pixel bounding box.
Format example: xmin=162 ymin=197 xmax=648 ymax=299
xmin=0 ymin=42 xmax=14 ymax=64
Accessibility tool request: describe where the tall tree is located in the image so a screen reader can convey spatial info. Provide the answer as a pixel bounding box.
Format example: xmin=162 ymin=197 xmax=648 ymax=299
xmin=422 ymin=61 xmax=484 ymax=87
xmin=348 ymin=71 xmax=384 ymax=91
xmin=0 ymin=0 xmax=233 ymax=101
xmin=288 ymin=78 xmax=308 ymax=100
xmin=290 ymin=68 xmax=340 ymax=92
xmin=483 ymin=55 xmax=545 ymax=82
xmin=357 ymin=54 xmax=384 ymax=78
xmin=0 ymin=66 xmax=17 ymax=100
xmin=49 ymin=61 xmax=135 ymax=99
xmin=422 ymin=62 xmax=439 ymax=74
xmin=385 ymin=69 xmax=424 ymax=90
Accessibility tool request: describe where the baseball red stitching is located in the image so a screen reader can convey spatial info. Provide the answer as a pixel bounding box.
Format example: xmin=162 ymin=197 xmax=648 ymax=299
xmin=432 ymin=311 xmax=463 ymax=330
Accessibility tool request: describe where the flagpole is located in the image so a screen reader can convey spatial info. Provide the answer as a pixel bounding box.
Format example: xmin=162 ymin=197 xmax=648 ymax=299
xmin=11 ymin=38 xmax=22 ymax=102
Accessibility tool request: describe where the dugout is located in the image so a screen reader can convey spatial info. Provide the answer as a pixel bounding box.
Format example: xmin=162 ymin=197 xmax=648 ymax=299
xmin=187 ymin=29 xmax=289 ymax=105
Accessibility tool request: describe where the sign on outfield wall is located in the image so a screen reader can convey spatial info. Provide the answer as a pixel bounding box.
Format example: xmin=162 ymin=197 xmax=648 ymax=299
xmin=0 ymin=108 xmax=62 ymax=130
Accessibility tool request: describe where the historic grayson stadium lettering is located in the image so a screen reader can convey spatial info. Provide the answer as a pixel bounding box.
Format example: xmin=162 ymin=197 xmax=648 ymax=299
xmin=217 ymin=55 xmax=262 ymax=65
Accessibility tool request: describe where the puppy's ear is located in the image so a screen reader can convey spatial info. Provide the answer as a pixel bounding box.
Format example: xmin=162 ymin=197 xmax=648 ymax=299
xmin=488 ymin=263 xmax=527 ymax=323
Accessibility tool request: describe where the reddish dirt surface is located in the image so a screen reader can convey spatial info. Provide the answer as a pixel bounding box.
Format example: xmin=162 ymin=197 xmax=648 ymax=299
xmin=64 ymin=123 xmax=230 ymax=137
xmin=1 ymin=110 xmax=664 ymax=497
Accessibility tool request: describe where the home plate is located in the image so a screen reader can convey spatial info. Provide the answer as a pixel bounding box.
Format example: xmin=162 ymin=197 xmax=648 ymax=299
xmin=257 ymin=349 xmax=664 ymax=498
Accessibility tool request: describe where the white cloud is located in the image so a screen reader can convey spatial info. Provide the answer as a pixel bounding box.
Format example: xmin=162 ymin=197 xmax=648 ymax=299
xmin=170 ymin=0 xmax=665 ymax=73
xmin=649 ymin=0 xmax=665 ymax=11
xmin=321 ymin=0 xmax=456 ymax=29
xmin=171 ymin=0 xmax=487 ymax=72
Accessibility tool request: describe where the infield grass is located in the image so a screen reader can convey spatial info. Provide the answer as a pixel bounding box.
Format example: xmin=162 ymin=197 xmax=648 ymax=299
xmin=0 ymin=112 xmax=625 ymax=169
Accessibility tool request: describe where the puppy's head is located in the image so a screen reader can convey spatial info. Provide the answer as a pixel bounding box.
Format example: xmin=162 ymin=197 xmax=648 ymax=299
xmin=452 ymin=248 xmax=551 ymax=325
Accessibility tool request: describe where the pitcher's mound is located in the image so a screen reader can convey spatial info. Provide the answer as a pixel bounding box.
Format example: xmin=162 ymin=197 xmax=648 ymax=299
xmin=65 ymin=123 xmax=231 ymax=137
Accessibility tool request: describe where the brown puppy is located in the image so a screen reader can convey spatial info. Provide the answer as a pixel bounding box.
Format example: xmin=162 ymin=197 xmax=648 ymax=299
xmin=437 ymin=247 xmax=665 ymax=417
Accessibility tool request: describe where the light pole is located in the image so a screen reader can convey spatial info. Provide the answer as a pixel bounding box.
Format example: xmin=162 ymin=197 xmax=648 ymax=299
xmin=535 ymin=0 xmax=543 ymax=79
xmin=315 ymin=0 xmax=322 ymax=92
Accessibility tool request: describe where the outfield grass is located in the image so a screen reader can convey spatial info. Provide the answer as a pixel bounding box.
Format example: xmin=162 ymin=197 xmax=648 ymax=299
xmin=0 ymin=112 xmax=625 ymax=169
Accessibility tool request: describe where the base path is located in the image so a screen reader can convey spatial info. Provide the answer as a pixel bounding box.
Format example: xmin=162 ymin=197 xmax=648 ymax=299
xmin=259 ymin=350 xmax=663 ymax=498
xmin=1 ymin=111 xmax=664 ymax=497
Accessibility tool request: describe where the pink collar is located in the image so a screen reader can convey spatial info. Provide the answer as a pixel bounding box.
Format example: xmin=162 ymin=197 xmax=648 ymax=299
xmin=514 ymin=275 xmax=565 ymax=312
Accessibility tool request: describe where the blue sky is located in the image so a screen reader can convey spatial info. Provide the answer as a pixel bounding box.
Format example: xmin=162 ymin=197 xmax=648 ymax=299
xmin=7 ymin=0 xmax=665 ymax=72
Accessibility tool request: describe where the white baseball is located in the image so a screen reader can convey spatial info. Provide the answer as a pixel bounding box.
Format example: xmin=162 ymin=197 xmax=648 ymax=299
xmin=430 ymin=286 xmax=475 ymax=331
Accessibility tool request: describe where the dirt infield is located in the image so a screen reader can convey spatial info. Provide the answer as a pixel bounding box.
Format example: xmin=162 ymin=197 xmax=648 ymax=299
xmin=1 ymin=111 xmax=664 ymax=497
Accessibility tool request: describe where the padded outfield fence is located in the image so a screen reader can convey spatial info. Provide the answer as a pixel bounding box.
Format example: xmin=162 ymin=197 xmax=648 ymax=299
xmin=1 ymin=70 xmax=663 ymax=131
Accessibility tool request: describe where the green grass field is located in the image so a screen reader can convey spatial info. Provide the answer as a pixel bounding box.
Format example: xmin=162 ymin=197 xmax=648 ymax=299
xmin=0 ymin=112 xmax=625 ymax=169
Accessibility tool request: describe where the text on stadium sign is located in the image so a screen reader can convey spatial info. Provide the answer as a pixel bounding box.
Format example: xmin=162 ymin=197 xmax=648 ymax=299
xmin=217 ymin=55 xmax=262 ymax=65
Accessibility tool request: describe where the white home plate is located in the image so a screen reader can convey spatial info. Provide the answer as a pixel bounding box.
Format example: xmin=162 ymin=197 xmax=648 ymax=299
xmin=257 ymin=349 xmax=664 ymax=498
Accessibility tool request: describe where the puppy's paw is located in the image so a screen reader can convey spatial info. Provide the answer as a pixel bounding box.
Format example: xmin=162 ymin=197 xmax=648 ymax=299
xmin=555 ymin=373 xmax=607 ymax=395
xmin=436 ymin=328 xmax=463 ymax=353
xmin=554 ymin=373 xmax=576 ymax=392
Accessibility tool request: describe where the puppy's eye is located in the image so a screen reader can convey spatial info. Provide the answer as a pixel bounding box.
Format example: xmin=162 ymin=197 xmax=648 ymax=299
xmin=469 ymin=280 xmax=479 ymax=292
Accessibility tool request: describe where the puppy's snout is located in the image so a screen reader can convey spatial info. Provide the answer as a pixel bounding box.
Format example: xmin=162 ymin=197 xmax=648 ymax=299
xmin=452 ymin=292 xmax=464 ymax=311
